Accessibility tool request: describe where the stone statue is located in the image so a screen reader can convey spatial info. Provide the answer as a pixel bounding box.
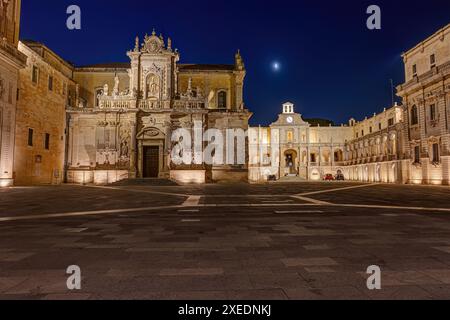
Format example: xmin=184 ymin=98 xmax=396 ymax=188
xmin=134 ymin=36 xmax=139 ymax=52
xmin=120 ymin=140 xmax=129 ymax=157
xmin=103 ymin=83 xmax=109 ymax=96
xmin=186 ymin=78 xmax=193 ymax=97
xmin=148 ymin=75 xmax=158 ymax=96
xmin=235 ymin=49 xmax=245 ymax=70
xmin=113 ymin=75 xmax=120 ymax=97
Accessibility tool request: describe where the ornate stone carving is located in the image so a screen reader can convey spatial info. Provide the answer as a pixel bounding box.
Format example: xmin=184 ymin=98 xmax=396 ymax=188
xmin=142 ymin=30 xmax=164 ymax=54
xmin=141 ymin=115 xmax=157 ymax=128
xmin=145 ymin=129 xmax=160 ymax=137
xmin=235 ymin=49 xmax=245 ymax=71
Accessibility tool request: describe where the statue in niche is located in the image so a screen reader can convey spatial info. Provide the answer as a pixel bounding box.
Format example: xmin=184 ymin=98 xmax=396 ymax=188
xmin=147 ymin=75 xmax=159 ymax=97
xmin=120 ymin=140 xmax=129 ymax=157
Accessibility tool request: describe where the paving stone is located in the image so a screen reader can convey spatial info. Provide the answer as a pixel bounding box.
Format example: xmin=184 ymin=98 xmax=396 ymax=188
xmin=1 ymin=183 xmax=450 ymax=299
xmin=159 ymin=268 xmax=224 ymax=276
xmin=281 ymin=257 xmax=338 ymax=267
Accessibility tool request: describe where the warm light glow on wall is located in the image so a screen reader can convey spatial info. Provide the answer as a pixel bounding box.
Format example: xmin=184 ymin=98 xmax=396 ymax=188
xmin=171 ymin=170 xmax=206 ymax=184
xmin=0 ymin=179 xmax=13 ymax=187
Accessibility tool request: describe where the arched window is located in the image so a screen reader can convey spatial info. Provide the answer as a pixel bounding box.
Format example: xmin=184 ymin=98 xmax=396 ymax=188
xmin=217 ymin=91 xmax=227 ymax=109
xmin=411 ymin=105 xmax=419 ymax=125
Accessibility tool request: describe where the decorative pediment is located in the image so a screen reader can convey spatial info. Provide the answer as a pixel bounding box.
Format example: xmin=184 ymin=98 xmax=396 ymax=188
xmin=137 ymin=127 xmax=165 ymax=140
xmin=138 ymin=29 xmax=173 ymax=55
xmin=428 ymin=136 xmax=440 ymax=144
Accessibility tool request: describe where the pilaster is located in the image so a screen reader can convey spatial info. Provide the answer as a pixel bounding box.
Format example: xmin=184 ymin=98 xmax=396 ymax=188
xmin=441 ymin=156 xmax=450 ymax=185
xmin=421 ymin=158 xmax=430 ymax=184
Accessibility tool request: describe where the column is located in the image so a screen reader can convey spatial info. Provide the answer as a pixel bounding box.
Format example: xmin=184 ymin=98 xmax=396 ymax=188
xmin=129 ymin=121 xmax=137 ymax=178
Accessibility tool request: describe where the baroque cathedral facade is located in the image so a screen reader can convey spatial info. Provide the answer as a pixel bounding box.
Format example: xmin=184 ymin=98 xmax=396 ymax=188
xmin=66 ymin=30 xmax=251 ymax=184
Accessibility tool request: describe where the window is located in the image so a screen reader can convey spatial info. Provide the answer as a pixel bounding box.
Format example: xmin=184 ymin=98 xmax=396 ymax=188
xmin=411 ymin=105 xmax=419 ymax=125
xmin=310 ymin=153 xmax=316 ymax=163
xmin=432 ymin=143 xmax=440 ymax=163
xmin=32 ymin=66 xmax=39 ymax=84
xmin=16 ymin=88 xmax=19 ymax=101
xmin=429 ymin=104 xmax=436 ymax=121
xmin=28 ymin=129 xmax=34 ymax=147
xmin=414 ymin=146 xmax=420 ymax=164
xmin=369 ymin=127 xmax=372 ymax=134
xmin=361 ymin=130 xmax=364 ymax=137
xmin=48 ymin=76 xmax=53 ymax=91
xmin=388 ymin=118 xmax=394 ymax=127
xmin=412 ymin=64 xmax=417 ymax=77
xmin=430 ymin=54 xmax=436 ymax=68
xmin=217 ymin=91 xmax=227 ymax=109
xmin=44 ymin=133 xmax=50 ymax=150
xmin=379 ymin=123 xmax=382 ymax=130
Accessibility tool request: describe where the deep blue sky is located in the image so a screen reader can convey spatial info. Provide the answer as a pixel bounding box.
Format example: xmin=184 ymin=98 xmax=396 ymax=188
xmin=21 ymin=0 xmax=450 ymax=126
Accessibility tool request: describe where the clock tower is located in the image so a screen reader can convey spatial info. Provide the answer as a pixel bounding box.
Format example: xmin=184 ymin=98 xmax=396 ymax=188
xmin=282 ymin=102 xmax=294 ymax=114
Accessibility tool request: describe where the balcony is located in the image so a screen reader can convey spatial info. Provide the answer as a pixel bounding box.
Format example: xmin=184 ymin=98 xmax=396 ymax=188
xmin=173 ymin=100 xmax=206 ymax=110
xmin=139 ymin=99 xmax=163 ymax=110
xmin=98 ymin=96 xmax=134 ymax=110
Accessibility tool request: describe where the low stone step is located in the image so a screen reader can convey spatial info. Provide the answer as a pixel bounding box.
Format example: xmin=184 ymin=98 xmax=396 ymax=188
xmin=108 ymin=178 xmax=179 ymax=186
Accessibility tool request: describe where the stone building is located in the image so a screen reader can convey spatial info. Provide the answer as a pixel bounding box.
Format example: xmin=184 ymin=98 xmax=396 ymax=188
xmin=1 ymin=2 xmax=448 ymax=187
xmin=342 ymin=105 xmax=408 ymax=183
xmin=13 ymin=41 xmax=75 ymax=185
xmin=66 ymin=31 xmax=251 ymax=184
xmin=250 ymin=24 xmax=450 ymax=186
xmin=397 ymin=23 xmax=450 ymax=185
xmin=249 ymin=102 xmax=352 ymax=182
xmin=0 ymin=0 xmax=26 ymax=187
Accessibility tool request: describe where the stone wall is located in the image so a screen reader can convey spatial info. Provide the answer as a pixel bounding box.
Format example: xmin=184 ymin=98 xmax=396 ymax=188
xmin=13 ymin=42 xmax=73 ymax=185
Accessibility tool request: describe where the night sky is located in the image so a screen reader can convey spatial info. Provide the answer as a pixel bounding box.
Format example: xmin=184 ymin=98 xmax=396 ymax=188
xmin=20 ymin=0 xmax=450 ymax=126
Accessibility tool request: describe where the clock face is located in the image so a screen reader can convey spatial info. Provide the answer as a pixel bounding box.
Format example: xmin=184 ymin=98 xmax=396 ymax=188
xmin=286 ymin=116 xmax=293 ymax=124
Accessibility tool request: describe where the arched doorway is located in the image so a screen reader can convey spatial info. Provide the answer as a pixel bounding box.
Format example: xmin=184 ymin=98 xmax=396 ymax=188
xmin=284 ymin=149 xmax=298 ymax=175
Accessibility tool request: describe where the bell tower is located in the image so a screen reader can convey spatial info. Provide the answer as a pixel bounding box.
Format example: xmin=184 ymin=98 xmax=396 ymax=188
xmin=127 ymin=29 xmax=179 ymax=109
xmin=283 ymin=102 xmax=294 ymax=114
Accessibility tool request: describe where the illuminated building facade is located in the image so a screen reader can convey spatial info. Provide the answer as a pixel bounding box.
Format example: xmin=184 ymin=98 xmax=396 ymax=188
xmin=0 ymin=0 xmax=26 ymax=187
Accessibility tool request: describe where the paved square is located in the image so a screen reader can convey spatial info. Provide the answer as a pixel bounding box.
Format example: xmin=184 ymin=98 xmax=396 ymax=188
xmin=1 ymin=181 xmax=450 ymax=299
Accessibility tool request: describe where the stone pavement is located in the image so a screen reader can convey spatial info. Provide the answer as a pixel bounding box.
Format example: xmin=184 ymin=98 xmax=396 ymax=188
xmin=1 ymin=182 xmax=450 ymax=299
